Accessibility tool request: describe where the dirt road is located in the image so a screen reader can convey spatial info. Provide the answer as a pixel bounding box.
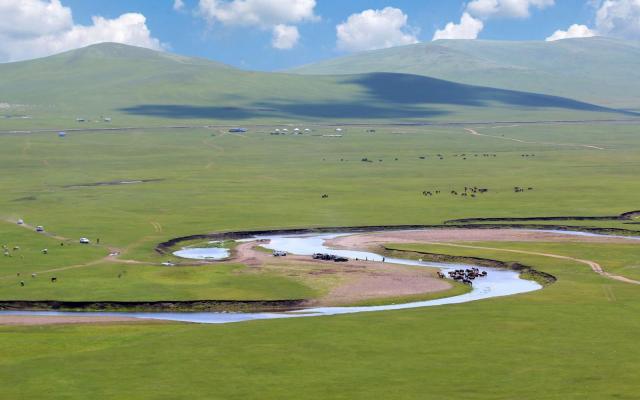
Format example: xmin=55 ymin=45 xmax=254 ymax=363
xmin=464 ymin=128 xmax=605 ymax=150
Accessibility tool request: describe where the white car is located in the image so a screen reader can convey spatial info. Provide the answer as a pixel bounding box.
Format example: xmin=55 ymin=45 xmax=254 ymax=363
xmin=17 ymin=219 xmax=24 ymax=225
xmin=35 ymin=226 xmax=44 ymax=232
xmin=79 ymin=238 xmax=90 ymax=244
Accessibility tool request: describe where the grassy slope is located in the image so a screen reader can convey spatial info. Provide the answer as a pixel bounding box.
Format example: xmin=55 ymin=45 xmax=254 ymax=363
xmin=0 ymin=123 xmax=638 ymax=300
xmin=1 ymin=242 xmax=639 ymax=399
xmin=0 ymin=43 xmax=632 ymax=131
xmin=291 ymin=37 xmax=640 ymax=110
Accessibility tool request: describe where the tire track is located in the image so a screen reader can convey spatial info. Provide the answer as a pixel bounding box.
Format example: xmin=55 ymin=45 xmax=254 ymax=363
xmin=464 ymin=128 xmax=606 ymax=150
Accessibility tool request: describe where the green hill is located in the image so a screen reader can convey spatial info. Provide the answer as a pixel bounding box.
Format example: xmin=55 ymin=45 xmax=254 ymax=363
xmin=290 ymin=37 xmax=640 ymax=110
xmin=0 ymin=42 xmax=635 ymax=129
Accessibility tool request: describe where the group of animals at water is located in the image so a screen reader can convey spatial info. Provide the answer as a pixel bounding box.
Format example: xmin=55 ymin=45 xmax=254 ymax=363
xmin=440 ymin=268 xmax=488 ymax=285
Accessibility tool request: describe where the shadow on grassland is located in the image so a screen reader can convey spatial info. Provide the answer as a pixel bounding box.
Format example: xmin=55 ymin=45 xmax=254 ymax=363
xmin=119 ymin=72 xmax=635 ymax=120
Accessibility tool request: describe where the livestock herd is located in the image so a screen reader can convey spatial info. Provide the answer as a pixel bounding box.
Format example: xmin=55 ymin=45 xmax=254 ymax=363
xmin=443 ymin=268 xmax=488 ymax=285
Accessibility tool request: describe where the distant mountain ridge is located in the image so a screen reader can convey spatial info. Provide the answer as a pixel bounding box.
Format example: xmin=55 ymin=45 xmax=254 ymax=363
xmin=290 ymin=37 xmax=640 ymax=110
xmin=0 ymin=42 xmax=636 ymax=128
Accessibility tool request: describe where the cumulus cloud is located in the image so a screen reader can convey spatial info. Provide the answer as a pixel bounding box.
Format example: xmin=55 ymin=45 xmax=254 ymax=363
xmin=0 ymin=0 xmax=163 ymax=62
xmin=271 ymin=24 xmax=299 ymax=49
xmin=548 ymin=0 xmax=640 ymax=42
xmin=466 ymin=0 xmax=555 ymax=19
xmin=0 ymin=0 xmax=72 ymax=38
xmin=433 ymin=0 xmax=554 ymax=41
xmin=197 ymin=0 xmax=316 ymax=49
xmin=546 ymin=24 xmax=596 ymax=41
xmin=595 ymin=0 xmax=640 ymax=39
xmin=336 ymin=7 xmax=419 ymax=52
xmin=433 ymin=12 xmax=484 ymax=40
xmin=173 ymin=0 xmax=185 ymax=11
xmin=197 ymin=0 xmax=316 ymax=27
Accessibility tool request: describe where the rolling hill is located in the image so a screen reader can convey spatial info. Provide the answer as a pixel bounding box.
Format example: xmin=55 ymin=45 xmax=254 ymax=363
xmin=290 ymin=37 xmax=640 ymax=111
xmin=0 ymin=42 xmax=636 ymax=129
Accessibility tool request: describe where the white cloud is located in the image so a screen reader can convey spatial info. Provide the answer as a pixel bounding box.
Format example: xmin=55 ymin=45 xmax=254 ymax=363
xmin=0 ymin=0 xmax=72 ymax=38
xmin=548 ymin=0 xmax=640 ymax=42
xmin=173 ymin=0 xmax=185 ymax=11
xmin=0 ymin=1 xmax=163 ymax=62
xmin=271 ymin=24 xmax=299 ymax=49
xmin=546 ymin=24 xmax=596 ymax=41
xmin=197 ymin=0 xmax=316 ymax=27
xmin=467 ymin=0 xmax=555 ymax=19
xmin=336 ymin=7 xmax=419 ymax=52
xmin=595 ymin=0 xmax=640 ymax=39
xmin=434 ymin=0 xmax=554 ymax=41
xmin=197 ymin=0 xmax=316 ymax=49
xmin=433 ymin=12 xmax=484 ymax=40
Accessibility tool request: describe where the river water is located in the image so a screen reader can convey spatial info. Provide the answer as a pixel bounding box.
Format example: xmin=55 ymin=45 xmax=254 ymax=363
xmin=1 ymin=231 xmax=544 ymax=324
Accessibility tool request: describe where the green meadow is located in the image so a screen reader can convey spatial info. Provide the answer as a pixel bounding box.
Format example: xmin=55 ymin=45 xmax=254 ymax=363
xmin=1 ymin=43 xmax=639 ymax=399
xmin=1 ymin=123 xmax=639 ymax=302
xmin=1 ymin=241 xmax=639 ymax=399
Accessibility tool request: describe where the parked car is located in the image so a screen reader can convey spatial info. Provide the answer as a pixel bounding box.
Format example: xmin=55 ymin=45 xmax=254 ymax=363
xmin=17 ymin=219 xmax=24 ymax=225
xmin=35 ymin=226 xmax=44 ymax=232
xmin=79 ymin=237 xmax=90 ymax=244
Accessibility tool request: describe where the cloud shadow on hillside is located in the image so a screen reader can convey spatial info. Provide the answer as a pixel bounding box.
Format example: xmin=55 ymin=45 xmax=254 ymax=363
xmin=119 ymin=72 xmax=635 ymax=120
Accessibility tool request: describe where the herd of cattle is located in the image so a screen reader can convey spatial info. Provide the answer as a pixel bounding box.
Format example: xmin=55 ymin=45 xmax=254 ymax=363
xmin=438 ymin=268 xmax=488 ymax=285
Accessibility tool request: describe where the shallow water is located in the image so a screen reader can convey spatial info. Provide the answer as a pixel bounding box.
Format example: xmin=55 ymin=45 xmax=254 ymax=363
xmin=173 ymin=247 xmax=229 ymax=260
xmin=535 ymin=229 xmax=640 ymax=241
xmin=0 ymin=231 xmax=543 ymax=324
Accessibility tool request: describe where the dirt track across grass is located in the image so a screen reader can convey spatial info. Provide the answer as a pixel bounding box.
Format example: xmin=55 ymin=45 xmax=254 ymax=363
xmin=326 ymin=229 xmax=640 ymax=285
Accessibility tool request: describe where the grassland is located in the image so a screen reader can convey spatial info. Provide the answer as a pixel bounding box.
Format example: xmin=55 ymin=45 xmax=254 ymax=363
xmin=1 ymin=107 xmax=639 ymax=398
xmin=1 ymin=241 xmax=639 ymax=399
xmin=1 ymin=122 xmax=639 ymax=301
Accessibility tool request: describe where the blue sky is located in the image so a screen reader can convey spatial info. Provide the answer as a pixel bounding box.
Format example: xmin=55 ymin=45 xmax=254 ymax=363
xmin=1 ymin=1 xmax=637 ymax=69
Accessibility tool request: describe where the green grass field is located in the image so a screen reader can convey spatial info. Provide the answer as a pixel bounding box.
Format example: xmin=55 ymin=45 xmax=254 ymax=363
xmin=1 ymin=112 xmax=639 ymax=398
xmin=1 ymin=123 xmax=639 ymax=299
xmin=1 ymin=241 xmax=639 ymax=399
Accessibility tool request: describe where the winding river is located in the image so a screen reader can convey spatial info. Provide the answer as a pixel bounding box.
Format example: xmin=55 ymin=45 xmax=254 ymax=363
xmin=0 ymin=231 xmax=545 ymax=324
